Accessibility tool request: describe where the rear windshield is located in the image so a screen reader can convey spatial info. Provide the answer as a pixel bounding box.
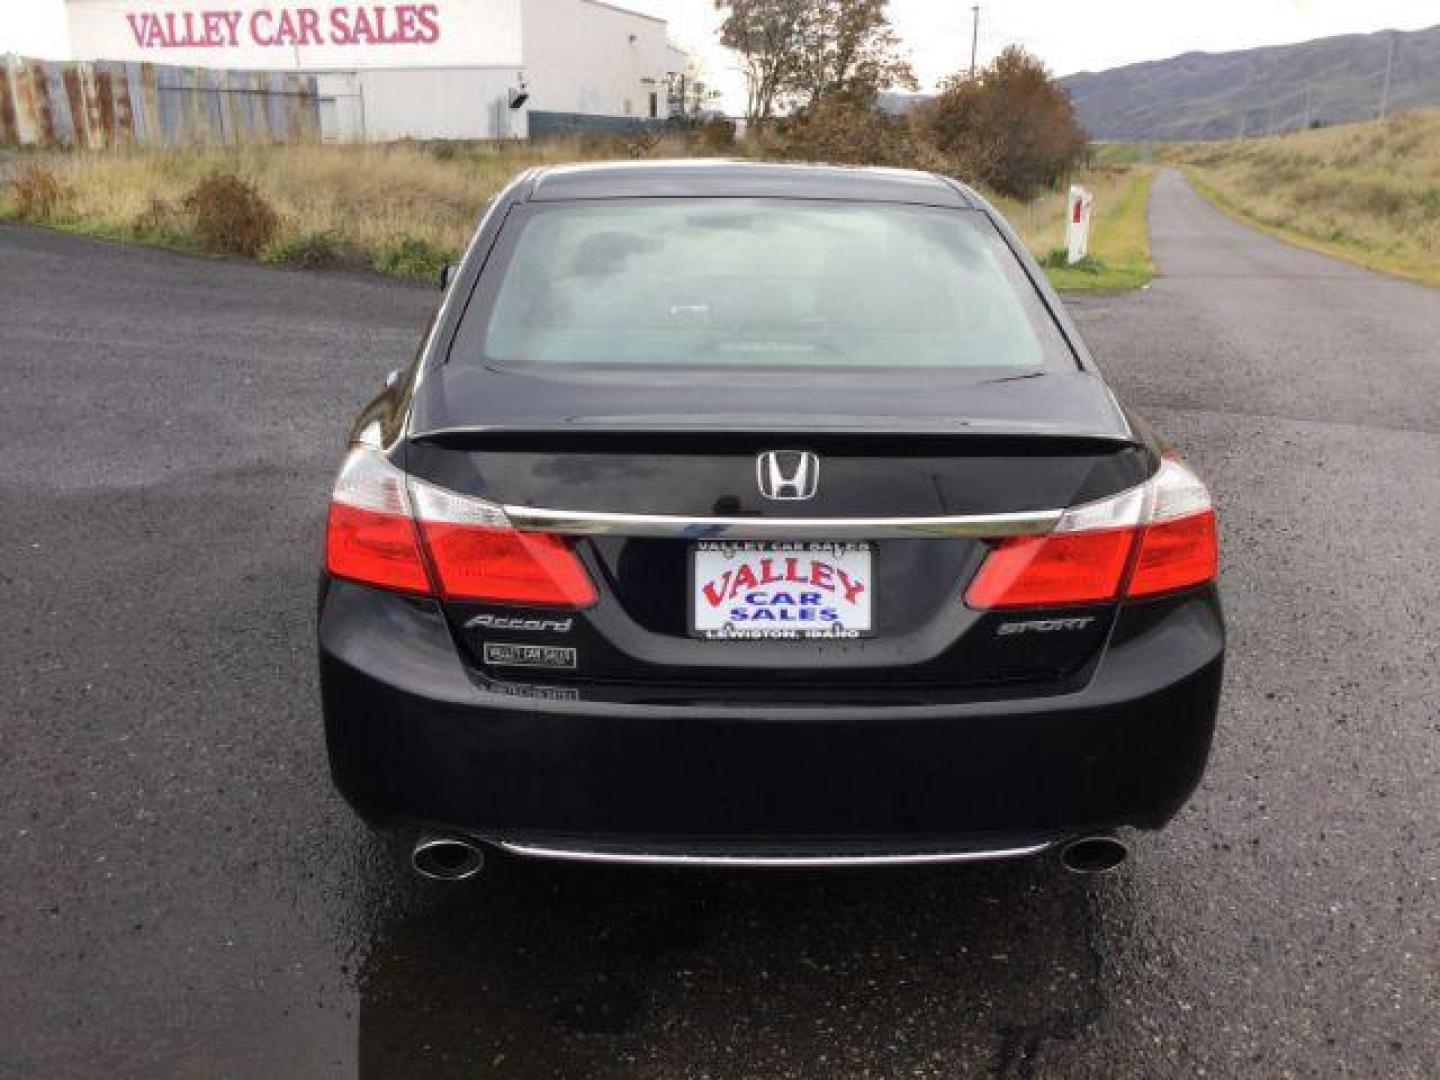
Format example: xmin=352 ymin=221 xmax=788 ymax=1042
xmin=452 ymin=198 xmax=1074 ymax=371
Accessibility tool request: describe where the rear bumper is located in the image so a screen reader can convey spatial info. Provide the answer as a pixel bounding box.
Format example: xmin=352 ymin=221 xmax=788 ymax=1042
xmin=319 ymin=580 xmax=1222 ymax=853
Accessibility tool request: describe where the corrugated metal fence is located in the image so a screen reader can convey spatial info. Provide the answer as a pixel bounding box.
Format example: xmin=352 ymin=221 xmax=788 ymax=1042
xmin=1 ymin=55 xmax=321 ymax=148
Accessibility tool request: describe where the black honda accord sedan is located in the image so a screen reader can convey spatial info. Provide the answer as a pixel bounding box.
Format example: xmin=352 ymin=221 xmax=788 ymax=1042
xmin=318 ymin=161 xmax=1222 ymax=879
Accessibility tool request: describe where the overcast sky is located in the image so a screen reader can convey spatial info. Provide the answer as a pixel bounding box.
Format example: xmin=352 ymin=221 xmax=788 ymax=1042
xmin=4 ymin=0 xmax=1436 ymax=111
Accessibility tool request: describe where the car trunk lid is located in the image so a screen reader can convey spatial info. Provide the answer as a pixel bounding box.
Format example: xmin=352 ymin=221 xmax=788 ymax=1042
xmin=405 ymin=368 xmax=1149 ymax=692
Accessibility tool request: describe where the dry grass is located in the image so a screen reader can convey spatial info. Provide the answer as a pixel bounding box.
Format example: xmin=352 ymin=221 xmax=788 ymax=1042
xmin=995 ymin=166 xmax=1155 ymax=289
xmin=8 ymin=161 xmax=70 ymax=219
xmin=1 ymin=137 xmax=1152 ymax=289
xmin=0 ymin=140 xmax=633 ymax=275
xmin=1163 ymin=109 xmax=1440 ymax=286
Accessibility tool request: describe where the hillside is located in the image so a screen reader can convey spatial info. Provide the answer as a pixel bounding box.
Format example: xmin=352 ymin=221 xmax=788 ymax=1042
xmin=1165 ymin=109 xmax=1440 ymax=286
xmin=1061 ymin=24 xmax=1440 ymax=141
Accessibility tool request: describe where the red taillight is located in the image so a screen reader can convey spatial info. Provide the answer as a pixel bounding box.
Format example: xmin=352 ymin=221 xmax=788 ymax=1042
xmin=325 ymin=445 xmax=433 ymax=594
xmin=324 ymin=446 xmax=596 ymax=608
xmin=965 ymin=529 xmax=1136 ymax=609
xmin=966 ymin=456 xmax=1217 ymax=610
xmin=1128 ymin=509 xmax=1218 ymax=598
xmin=325 ymin=502 xmax=432 ymax=594
xmin=419 ymin=523 xmax=597 ymax=607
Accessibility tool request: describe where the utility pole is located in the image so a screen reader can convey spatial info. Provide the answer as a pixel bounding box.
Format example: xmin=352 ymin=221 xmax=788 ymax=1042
xmin=1302 ymin=85 xmax=1311 ymax=130
xmin=969 ymin=5 xmax=980 ymax=79
xmin=1378 ymin=34 xmax=1396 ymax=121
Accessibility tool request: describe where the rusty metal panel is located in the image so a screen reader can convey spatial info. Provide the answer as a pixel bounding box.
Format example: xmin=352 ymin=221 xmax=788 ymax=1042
xmin=96 ymin=61 xmax=135 ymax=147
xmin=34 ymin=62 xmax=58 ymax=145
xmin=95 ymin=71 xmax=116 ymax=148
xmin=31 ymin=61 xmax=60 ymax=145
xmin=0 ymin=59 xmax=19 ymax=146
xmin=131 ymin=63 xmax=160 ymax=144
xmin=80 ymin=64 xmax=105 ymax=148
xmin=109 ymin=62 xmax=135 ymax=146
xmin=283 ymin=74 xmax=321 ymax=142
xmin=62 ymin=66 xmax=89 ymax=147
xmin=1 ymin=56 xmax=323 ymax=148
xmin=10 ymin=60 xmax=40 ymax=145
xmin=49 ymin=65 xmax=78 ymax=146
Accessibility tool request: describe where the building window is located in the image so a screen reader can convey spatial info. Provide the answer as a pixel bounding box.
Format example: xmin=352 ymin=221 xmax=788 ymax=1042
xmin=649 ymin=92 xmax=658 ymax=119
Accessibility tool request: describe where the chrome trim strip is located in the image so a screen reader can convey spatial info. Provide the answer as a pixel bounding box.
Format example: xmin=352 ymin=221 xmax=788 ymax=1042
xmin=497 ymin=839 xmax=1054 ymax=868
xmin=501 ymin=505 xmax=1062 ymax=540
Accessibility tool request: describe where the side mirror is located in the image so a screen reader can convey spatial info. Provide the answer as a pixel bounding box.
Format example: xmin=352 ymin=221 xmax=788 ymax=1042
xmin=384 ymin=368 xmax=402 ymax=390
xmin=439 ymin=263 xmax=458 ymax=291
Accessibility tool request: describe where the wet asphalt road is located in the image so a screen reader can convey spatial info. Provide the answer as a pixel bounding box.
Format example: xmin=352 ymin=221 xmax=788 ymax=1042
xmin=2 ymin=170 xmax=1438 ymax=1078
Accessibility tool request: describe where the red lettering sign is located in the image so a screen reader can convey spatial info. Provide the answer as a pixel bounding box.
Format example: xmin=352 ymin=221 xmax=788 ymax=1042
xmin=700 ymin=558 xmax=866 ymax=608
xmin=123 ymin=5 xmax=442 ymax=50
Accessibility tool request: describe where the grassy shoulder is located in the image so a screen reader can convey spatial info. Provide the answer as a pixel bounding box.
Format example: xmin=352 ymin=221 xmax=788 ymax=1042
xmin=1004 ymin=165 xmax=1156 ymax=290
xmin=1162 ymin=110 xmax=1440 ymax=288
xmin=1 ymin=139 xmax=1154 ymax=290
xmin=0 ymin=139 xmax=616 ymax=281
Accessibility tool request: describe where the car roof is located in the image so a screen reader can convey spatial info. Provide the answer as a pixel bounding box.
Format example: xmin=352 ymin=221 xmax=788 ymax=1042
xmin=524 ymin=159 xmax=978 ymax=208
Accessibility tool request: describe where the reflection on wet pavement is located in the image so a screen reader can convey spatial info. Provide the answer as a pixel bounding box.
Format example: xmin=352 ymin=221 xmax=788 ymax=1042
xmin=355 ymin=851 xmax=1122 ymax=1078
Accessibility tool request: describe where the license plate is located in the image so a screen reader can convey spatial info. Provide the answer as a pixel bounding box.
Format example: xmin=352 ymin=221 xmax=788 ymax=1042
xmin=692 ymin=541 xmax=873 ymax=640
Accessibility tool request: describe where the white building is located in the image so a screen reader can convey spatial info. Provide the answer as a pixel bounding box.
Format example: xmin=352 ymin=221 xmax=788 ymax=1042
xmin=63 ymin=0 xmax=686 ymax=141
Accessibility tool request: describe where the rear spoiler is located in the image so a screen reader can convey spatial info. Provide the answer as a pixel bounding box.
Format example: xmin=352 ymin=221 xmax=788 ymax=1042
xmin=407 ymin=424 xmax=1144 ymax=457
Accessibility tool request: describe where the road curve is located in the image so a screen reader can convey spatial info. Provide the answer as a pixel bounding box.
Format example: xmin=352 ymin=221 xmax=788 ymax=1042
xmin=1 ymin=170 xmax=1437 ymax=1078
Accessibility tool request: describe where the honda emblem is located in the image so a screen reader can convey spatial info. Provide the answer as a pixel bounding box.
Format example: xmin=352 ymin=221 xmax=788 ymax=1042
xmin=756 ymin=451 xmax=819 ymax=501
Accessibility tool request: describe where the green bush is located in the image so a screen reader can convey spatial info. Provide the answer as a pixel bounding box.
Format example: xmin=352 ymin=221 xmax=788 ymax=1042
xmin=128 ymin=198 xmax=189 ymax=245
xmin=1039 ymin=249 xmax=1106 ymax=274
xmin=769 ymin=98 xmax=935 ymax=169
xmin=915 ymin=46 xmax=1089 ymax=198
xmin=183 ymin=172 xmax=279 ymax=257
xmin=263 ymin=230 xmax=349 ymax=269
xmin=372 ymin=237 xmax=455 ymax=280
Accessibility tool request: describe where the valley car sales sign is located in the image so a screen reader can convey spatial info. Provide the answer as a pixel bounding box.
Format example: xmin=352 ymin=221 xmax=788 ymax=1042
xmin=126 ymin=6 xmax=443 ymax=50
xmin=692 ymin=542 xmax=873 ymax=641
xmin=67 ymin=0 xmax=523 ymax=69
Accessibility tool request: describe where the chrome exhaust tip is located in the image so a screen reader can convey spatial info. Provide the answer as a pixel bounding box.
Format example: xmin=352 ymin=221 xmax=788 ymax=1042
xmin=1059 ymin=834 xmax=1129 ymax=875
xmin=412 ymin=835 xmax=485 ymax=881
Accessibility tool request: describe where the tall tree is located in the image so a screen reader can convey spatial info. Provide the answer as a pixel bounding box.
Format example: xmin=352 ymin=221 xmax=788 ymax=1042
xmin=716 ymin=0 xmax=915 ymax=126
xmin=715 ymin=0 xmax=807 ymax=128
xmin=787 ymin=0 xmax=916 ymax=112
xmin=917 ymin=46 xmax=1089 ymax=197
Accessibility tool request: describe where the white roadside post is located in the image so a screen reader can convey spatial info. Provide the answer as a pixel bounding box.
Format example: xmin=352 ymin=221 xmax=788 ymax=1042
xmin=1065 ymin=185 xmax=1095 ymax=264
